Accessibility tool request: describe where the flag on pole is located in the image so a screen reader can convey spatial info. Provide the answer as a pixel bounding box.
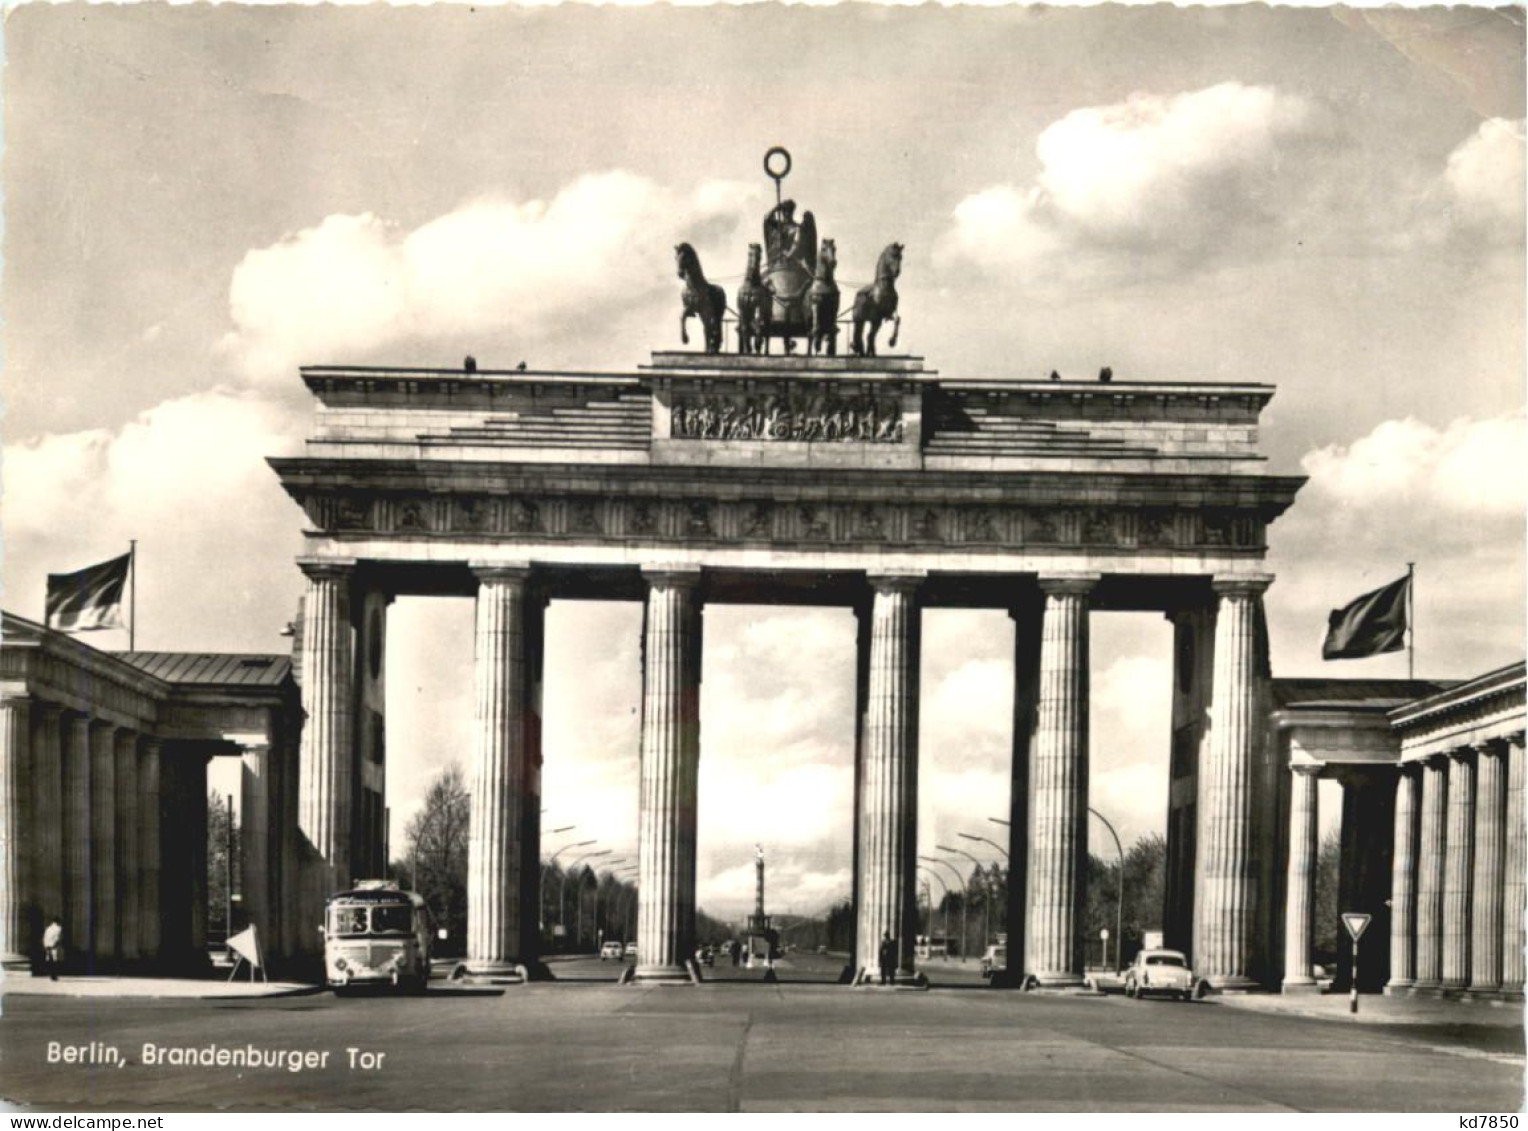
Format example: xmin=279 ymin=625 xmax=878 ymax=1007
xmin=45 ymin=553 xmax=132 ymax=633
xmin=1322 ymin=573 xmax=1410 ymax=660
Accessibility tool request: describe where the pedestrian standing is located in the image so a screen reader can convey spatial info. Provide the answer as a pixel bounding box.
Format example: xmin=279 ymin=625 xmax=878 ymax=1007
xmin=878 ymin=930 xmax=896 ymax=986
xmin=42 ymin=918 xmax=63 ymax=981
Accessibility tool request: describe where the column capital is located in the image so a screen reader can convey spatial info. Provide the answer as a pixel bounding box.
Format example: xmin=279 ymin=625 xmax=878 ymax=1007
xmin=1507 ymin=731 xmax=1525 ymax=750
xmin=1037 ymin=572 xmax=1099 ymax=596
xmin=641 ymin=565 xmax=703 ymax=589
xmin=296 ymin=557 xmax=356 ymax=581
xmin=470 ymin=562 xmax=533 ymax=586
xmin=1473 ymin=739 xmax=1503 ymax=759
xmin=1290 ymin=763 xmax=1323 ymax=779
xmin=1448 ymin=746 xmax=1476 ymax=765
xmin=866 ymin=571 xmax=925 ymax=595
xmin=1212 ymin=574 xmax=1274 ymax=597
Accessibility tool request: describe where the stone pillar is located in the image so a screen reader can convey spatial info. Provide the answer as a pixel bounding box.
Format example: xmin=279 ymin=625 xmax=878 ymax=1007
xmin=1415 ymin=755 xmax=1448 ymax=989
xmin=1281 ymin=765 xmax=1320 ymax=991
xmin=1164 ymin=606 xmax=1214 ymax=955
xmin=1386 ymin=765 xmax=1420 ymax=992
xmin=1194 ymin=577 xmax=1271 ymax=990
xmin=115 ymin=729 xmax=140 ymax=965
xmin=1002 ymin=594 xmax=1043 ymax=984
xmin=1441 ymin=748 xmax=1475 ymax=991
xmin=466 ymin=565 xmax=535 ymax=975
xmin=1025 ymin=574 xmax=1095 ymax=987
xmin=0 ymin=695 xmax=33 ymax=969
xmin=240 ymin=741 xmax=274 ymax=965
xmin=30 ymin=705 xmax=64 ymax=957
xmin=854 ymin=574 xmax=923 ymax=983
xmin=1502 ymin=734 xmax=1525 ymax=998
xmin=635 ymin=568 xmax=702 ymax=983
xmin=138 ymin=738 xmax=162 ymax=966
xmin=297 ymin=560 xmax=355 ymax=951
xmin=187 ymin=753 xmax=210 ymax=963
xmin=1469 ymin=741 xmax=1505 ymax=995
xmin=63 ymin=715 xmax=93 ymax=966
xmin=89 ymin=722 xmax=118 ymax=968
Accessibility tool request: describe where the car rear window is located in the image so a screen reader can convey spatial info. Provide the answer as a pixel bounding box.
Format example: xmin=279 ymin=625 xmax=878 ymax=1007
xmin=1145 ymin=954 xmax=1185 ymax=967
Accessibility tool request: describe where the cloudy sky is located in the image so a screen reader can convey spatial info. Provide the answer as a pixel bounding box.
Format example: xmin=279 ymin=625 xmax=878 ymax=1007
xmin=3 ymin=4 xmax=1522 ymax=920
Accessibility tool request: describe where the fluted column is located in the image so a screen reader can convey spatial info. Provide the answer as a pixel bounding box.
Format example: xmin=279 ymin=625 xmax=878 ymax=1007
xmin=1441 ymin=748 xmax=1475 ymax=990
xmin=114 ymin=729 xmax=140 ymax=965
xmin=1195 ymin=576 xmax=1271 ymax=989
xmin=1386 ymin=765 xmax=1420 ymax=992
xmin=1282 ymin=765 xmax=1320 ymax=990
xmin=138 ymin=738 xmax=162 ymax=966
xmin=635 ymin=568 xmax=702 ymax=983
xmin=30 ymin=705 xmax=64 ymax=958
xmin=1469 ymin=741 xmax=1505 ymax=994
xmin=1415 ymin=755 xmax=1448 ymax=989
xmin=1025 ymin=574 xmax=1095 ymax=987
xmin=240 ymin=741 xmax=273 ymax=965
xmin=1501 ymin=734 xmax=1525 ymax=998
xmin=63 ymin=715 xmax=93 ymax=966
xmin=89 ymin=722 xmax=118 ymax=968
xmin=0 ymin=695 xmax=33 ymax=969
xmin=854 ymin=574 xmax=923 ymax=982
xmin=467 ymin=565 xmax=534 ymax=974
xmin=297 ymin=560 xmax=355 ymax=952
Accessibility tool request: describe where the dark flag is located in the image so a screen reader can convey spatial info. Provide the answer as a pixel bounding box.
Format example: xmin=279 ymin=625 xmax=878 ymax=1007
xmin=45 ymin=553 xmax=132 ymax=633
xmin=1322 ymin=573 xmax=1410 ymax=660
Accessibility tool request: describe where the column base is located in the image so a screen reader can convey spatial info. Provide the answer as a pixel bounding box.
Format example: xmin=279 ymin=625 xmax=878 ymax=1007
xmin=851 ymin=967 xmax=929 ymax=989
xmin=2 ymin=955 xmax=33 ymax=974
xmin=1203 ymin=973 xmax=1260 ymax=992
xmin=1026 ymin=971 xmax=1086 ymax=990
xmin=1383 ymin=979 xmax=1415 ymax=995
xmin=1281 ymin=977 xmax=1319 ymax=994
xmin=630 ymin=963 xmax=696 ymax=986
xmin=1463 ymin=986 xmax=1505 ymax=1002
xmin=457 ymin=959 xmax=530 ymax=984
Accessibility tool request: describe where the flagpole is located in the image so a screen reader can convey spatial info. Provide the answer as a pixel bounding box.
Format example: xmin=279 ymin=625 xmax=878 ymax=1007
xmin=129 ymin=540 xmax=138 ymax=651
xmin=1406 ymin=561 xmax=1415 ymax=679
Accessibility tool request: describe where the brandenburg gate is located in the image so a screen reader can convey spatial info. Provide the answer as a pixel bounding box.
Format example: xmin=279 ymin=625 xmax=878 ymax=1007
xmin=269 ymin=346 xmax=1303 ymax=987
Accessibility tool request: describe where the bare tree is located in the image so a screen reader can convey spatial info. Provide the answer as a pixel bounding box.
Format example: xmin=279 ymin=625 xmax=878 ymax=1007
xmin=395 ymin=763 xmax=470 ymax=955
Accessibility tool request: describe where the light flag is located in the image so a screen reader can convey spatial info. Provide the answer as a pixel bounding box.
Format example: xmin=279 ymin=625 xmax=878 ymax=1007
xmin=44 ymin=552 xmax=132 ymax=633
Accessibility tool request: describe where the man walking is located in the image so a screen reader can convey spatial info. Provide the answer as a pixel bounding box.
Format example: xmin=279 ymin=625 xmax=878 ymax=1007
xmin=877 ymin=931 xmax=896 ymax=986
xmin=41 ymin=918 xmax=63 ymax=981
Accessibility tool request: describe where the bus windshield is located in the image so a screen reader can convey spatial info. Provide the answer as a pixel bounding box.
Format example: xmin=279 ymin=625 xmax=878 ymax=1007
xmin=327 ymin=903 xmax=412 ymax=938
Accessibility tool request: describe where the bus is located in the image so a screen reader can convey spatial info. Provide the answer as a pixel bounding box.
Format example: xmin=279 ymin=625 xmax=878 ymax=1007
xmin=323 ymin=881 xmax=440 ymax=993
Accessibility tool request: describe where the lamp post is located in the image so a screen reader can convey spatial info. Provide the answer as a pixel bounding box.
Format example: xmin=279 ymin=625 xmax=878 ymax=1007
xmin=940 ymin=844 xmax=992 ymax=952
xmin=560 ymin=849 xmax=610 ymax=951
xmin=542 ymin=835 xmax=592 ymax=940
xmin=918 ymin=865 xmax=951 ymax=958
xmin=1088 ymin=807 xmax=1125 ymax=972
xmin=590 ymin=858 xmax=627 ymax=945
xmin=921 ymin=855 xmax=968 ymax=961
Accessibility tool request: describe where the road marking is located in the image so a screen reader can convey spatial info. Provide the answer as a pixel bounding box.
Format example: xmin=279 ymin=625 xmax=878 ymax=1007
xmin=727 ymin=1011 xmax=754 ymax=1114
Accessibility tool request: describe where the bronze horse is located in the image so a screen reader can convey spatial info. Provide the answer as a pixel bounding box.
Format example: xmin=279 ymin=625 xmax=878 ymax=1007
xmin=851 ymin=242 xmax=902 ymax=357
xmin=807 ymin=238 xmax=840 ymax=356
xmin=676 ymin=242 xmax=726 ymax=355
xmin=735 ymin=243 xmax=768 ymax=355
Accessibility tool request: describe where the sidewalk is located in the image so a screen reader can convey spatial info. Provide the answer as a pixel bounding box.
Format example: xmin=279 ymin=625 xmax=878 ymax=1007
xmin=1210 ymin=988 xmax=1525 ymax=1030
xmin=2 ymin=974 xmax=321 ymax=1000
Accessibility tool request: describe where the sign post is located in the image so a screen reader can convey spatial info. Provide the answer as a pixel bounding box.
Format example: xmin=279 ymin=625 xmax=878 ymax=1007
xmin=1341 ymin=912 xmax=1372 ymax=1014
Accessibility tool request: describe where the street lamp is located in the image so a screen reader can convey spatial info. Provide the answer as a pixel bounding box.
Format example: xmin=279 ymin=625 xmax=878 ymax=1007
xmin=939 ymin=843 xmax=993 ymax=952
xmin=1088 ymin=807 xmax=1125 ymax=972
xmin=560 ymin=849 xmax=611 ymax=950
xmin=918 ymin=865 xmax=951 ymax=958
xmin=958 ymin=831 xmax=1009 ymax=861
xmin=921 ymin=855 xmax=968 ymax=961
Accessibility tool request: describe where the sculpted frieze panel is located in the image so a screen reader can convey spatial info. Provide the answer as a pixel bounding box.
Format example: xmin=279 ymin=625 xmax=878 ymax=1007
xmin=670 ymin=389 xmax=904 ymax=443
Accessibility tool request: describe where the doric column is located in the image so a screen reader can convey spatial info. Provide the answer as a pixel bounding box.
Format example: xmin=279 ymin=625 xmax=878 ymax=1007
xmin=1502 ymin=734 xmax=1525 ymax=998
xmin=1001 ymin=594 xmax=1043 ymax=984
xmin=1415 ymin=755 xmax=1448 ymax=989
xmin=297 ymin=559 xmax=355 ymax=949
xmin=1194 ymin=576 xmax=1271 ymax=989
xmin=1025 ymin=574 xmax=1095 ymax=987
xmin=854 ymin=573 xmax=923 ymax=982
xmin=115 ymin=729 xmax=140 ymax=964
xmin=0 ymin=694 xmax=33 ymax=969
xmin=240 ymin=741 xmax=273 ymax=964
xmin=1469 ymin=741 xmax=1505 ymax=994
xmin=138 ymin=738 xmax=162 ymax=966
xmin=63 ymin=715 xmax=93 ymax=965
xmin=466 ymin=565 xmax=535 ymax=975
xmin=30 ymin=705 xmax=64 ymax=955
xmin=1386 ymin=765 xmax=1420 ymax=992
xmin=635 ymin=567 xmax=702 ymax=983
xmin=1281 ymin=765 xmax=1321 ymax=991
xmin=89 ymin=721 xmax=118 ymax=967
xmin=1441 ymin=747 xmax=1475 ymax=990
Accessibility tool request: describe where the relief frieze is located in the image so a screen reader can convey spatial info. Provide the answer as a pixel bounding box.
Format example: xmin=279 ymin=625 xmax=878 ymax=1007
xmin=670 ymin=390 xmax=904 ymax=443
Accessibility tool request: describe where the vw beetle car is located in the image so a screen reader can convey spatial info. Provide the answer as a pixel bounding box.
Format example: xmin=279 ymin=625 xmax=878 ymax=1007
xmin=1124 ymin=948 xmax=1195 ymax=1000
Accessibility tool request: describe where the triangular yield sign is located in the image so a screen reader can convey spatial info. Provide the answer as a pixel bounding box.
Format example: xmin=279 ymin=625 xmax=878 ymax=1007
xmin=1341 ymin=912 xmax=1371 ymax=942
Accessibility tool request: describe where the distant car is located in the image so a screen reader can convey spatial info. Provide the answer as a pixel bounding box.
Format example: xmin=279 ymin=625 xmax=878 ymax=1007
xmin=1124 ymin=948 xmax=1195 ymax=1000
xmin=600 ymin=941 xmax=624 ymax=960
xmin=980 ymin=944 xmax=1006 ymax=979
xmin=624 ymin=942 xmax=638 ymax=958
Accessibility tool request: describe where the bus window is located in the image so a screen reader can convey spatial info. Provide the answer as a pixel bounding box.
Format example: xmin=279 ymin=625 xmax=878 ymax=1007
xmin=330 ymin=907 xmax=369 ymax=937
xmin=370 ymin=905 xmax=412 ymax=935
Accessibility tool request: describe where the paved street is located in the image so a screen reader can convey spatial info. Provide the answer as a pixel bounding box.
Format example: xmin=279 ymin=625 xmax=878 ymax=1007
xmin=2 ymin=953 xmax=1521 ymax=1112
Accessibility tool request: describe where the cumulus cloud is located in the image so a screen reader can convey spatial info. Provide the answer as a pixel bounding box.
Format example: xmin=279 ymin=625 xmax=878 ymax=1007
xmin=1441 ymin=117 xmax=1526 ymax=241
xmin=218 ymin=172 xmax=759 ymax=383
xmin=1267 ymin=413 xmax=1526 ymax=678
xmin=939 ymin=82 xmax=1337 ymax=282
xmin=1 ymin=389 xmax=306 ymax=650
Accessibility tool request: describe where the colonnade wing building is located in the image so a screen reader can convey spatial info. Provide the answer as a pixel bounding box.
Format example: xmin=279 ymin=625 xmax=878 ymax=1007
xmin=2 ymin=349 xmax=1521 ymax=994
